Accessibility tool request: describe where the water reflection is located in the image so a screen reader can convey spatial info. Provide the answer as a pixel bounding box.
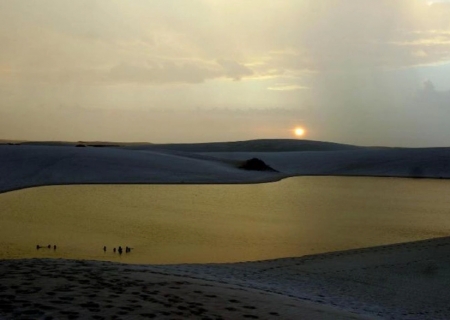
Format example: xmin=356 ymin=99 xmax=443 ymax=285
xmin=1 ymin=177 xmax=450 ymax=264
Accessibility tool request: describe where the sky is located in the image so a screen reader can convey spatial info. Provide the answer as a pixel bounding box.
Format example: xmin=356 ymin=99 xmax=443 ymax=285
xmin=1 ymin=0 xmax=450 ymax=146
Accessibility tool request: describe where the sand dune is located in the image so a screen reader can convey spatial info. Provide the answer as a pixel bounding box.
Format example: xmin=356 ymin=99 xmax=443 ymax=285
xmin=2 ymin=237 xmax=450 ymax=319
xmin=1 ymin=140 xmax=450 ymax=193
xmin=1 ymin=139 xmax=450 ymax=318
xmin=126 ymin=138 xmax=361 ymax=152
xmin=0 ymin=259 xmax=367 ymax=320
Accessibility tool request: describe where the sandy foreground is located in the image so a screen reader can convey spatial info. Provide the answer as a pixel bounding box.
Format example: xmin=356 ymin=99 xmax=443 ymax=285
xmin=0 ymin=259 xmax=364 ymax=320
xmin=2 ymin=236 xmax=450 ymax=319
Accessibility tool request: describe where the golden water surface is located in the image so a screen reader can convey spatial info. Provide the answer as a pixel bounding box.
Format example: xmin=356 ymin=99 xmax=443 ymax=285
xmin=1 ymin=177 xmax=450 ymax=264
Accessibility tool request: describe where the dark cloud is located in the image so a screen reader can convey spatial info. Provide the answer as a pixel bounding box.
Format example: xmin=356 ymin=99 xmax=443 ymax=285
xmin=217 ymin=59 xmax=253 ymax=81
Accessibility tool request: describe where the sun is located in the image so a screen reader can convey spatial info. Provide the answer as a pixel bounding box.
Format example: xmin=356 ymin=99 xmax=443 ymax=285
xmin=294 ymin=127 xmax=305 ymax=137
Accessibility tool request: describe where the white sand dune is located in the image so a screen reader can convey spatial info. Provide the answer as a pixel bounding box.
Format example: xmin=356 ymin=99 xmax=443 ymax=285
xmin=154 ymin=236 xmax=450 ymax=319
xmin=0 ymin=144 xmax=278 ymax=193
xmin=0 ymin=258 xmax=368 ymax=320
xmin=1 ymin=139 xmax=450 ymax=319
xmin=2 ymin=237 xmax=449 ymax=319
xmin=1 ymin=139 xmax=450 ymax=193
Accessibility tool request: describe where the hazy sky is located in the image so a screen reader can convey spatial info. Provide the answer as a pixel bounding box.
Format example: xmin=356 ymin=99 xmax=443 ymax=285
xmin=2 ymin=0 xmax=450 ymax=146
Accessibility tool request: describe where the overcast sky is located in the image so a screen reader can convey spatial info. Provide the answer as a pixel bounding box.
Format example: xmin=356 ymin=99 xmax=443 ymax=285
xmin=1 ymin=0 xmax=450 ymax=146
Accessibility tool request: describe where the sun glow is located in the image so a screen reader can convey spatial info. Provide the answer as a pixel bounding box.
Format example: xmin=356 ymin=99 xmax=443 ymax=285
xmin=294 ymin=127 xmax=305 ymax=137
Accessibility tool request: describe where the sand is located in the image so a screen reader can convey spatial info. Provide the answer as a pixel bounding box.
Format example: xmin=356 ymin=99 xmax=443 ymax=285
xmin=1 ymin=259 xmax=366 ymax=320
xmin=2 ymin=237 xmax=450 ymax=319
xmin=2 ymin=142 xmax=450 ymax=318
xmin=2 ymin=143 xmax=450 ymax=194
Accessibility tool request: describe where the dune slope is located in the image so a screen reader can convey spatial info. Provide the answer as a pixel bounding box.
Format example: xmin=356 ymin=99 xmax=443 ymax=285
xmin=1 ymin=141 xmax=450 ymax=193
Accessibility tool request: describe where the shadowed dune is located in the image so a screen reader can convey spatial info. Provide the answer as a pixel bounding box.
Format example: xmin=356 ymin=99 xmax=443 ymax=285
xmin=1 ymin=140 xmax=450 ymax=193
xmin=2 ymin=237 xmax=450 ymax=319
xmin=126 ymin=138 xmax=362 ymax=152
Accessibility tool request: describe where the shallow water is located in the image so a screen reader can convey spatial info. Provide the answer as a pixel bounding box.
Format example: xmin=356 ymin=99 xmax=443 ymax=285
xmin=1 ymin=177 xmax=450 ymax=264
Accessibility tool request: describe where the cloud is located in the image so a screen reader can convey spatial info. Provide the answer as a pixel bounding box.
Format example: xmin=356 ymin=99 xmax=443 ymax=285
xmin=3 ymin=0 xmax=450 ymax=147
xmin=267 ymin=84 xmax=309 ymax=91
xmin=216 ymin=59 xmax=253 ymax=81
xmin=106 ymin=59 xmax=253 ymax=84
xmin=247 ymin=1 xmax=450 ymax=75
xmin=2 ymin=0 xmax=450 ymax=85
xmin=108 ymin=61 xmax=217 ymax=84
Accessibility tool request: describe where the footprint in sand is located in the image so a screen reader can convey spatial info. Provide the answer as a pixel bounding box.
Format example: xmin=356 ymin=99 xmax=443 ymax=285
xmin=117 ymin=310 xmax=129 ymax=315
xmin=60 ymin=310 xmax=80 ymax=319
xmin=58 ymin=296 xmax=75 ymax=302
xmin=225 ymin=307 xmax=238 ymax=311
xmin=177 ymin=305 xmax=188 ymax=311
xmin=119 ymin=306 xmax=135 ymax=312
xmin=190 ymin=307 xmax=207 ymax=315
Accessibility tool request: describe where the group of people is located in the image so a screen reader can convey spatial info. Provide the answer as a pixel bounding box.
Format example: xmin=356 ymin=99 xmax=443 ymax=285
xmin=103 ymin=246 xmax=133 ymax=255
xmin=36 ymin=244 xmax=56 ymax=250
xmin=36 ymin=244 xmax=133 ymax=254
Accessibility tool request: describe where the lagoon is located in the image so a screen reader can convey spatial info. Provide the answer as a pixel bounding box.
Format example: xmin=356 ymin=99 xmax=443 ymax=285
xmin=1 ymin=177 xmax=450 ymax=264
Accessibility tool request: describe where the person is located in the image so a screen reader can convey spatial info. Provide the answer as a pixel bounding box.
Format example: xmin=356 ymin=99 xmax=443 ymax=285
xmin=118 ymin=246 xmax=123 ymax=254
xmin=47 ymin=244 xmax=51 ymax=249
xmin=53 ymin=245 xmax=56 ymax=250
xmin=36 ymin=245 xmax=41 ymax=250
xmin=103 ymin=246 xmax=107 ymax=252
xmin=113 ymin=248 xmax=116 ymax=253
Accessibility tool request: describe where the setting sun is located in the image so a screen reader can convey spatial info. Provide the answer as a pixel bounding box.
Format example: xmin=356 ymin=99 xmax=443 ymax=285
xmin=294 ymin=127 xmax=305 ymax=137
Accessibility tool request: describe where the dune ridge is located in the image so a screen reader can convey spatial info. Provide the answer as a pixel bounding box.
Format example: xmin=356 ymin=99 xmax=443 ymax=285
xmin=1 ymin=139 xmax=450 ymax=194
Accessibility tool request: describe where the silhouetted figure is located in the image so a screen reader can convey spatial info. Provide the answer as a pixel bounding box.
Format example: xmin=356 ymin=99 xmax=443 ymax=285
xmin=125 ymin=246 xmax=130 ymax=253
xmin=53 ymin=245 xmax=56 ymax=250
xmin=47 ymin=245 xmax=51 ymax=249
xmin=113 ymin=248 xmax=116 ymax=253
xmin=36 ymin=245 xmax=41 ymax=250
xmin=103 ymin=246 xmax=107 ymax=252
xmin=118 ymin=246 xmax=123 ymax=255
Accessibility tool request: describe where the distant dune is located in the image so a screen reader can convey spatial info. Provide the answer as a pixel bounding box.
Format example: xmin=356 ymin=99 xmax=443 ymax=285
xmin=0 ymin=139 xmax=449 ymax=193
xmin=127 ymin=139 xmax=362 ymax=152
xmin=2 ymin=138 xmax=358 ymax=151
